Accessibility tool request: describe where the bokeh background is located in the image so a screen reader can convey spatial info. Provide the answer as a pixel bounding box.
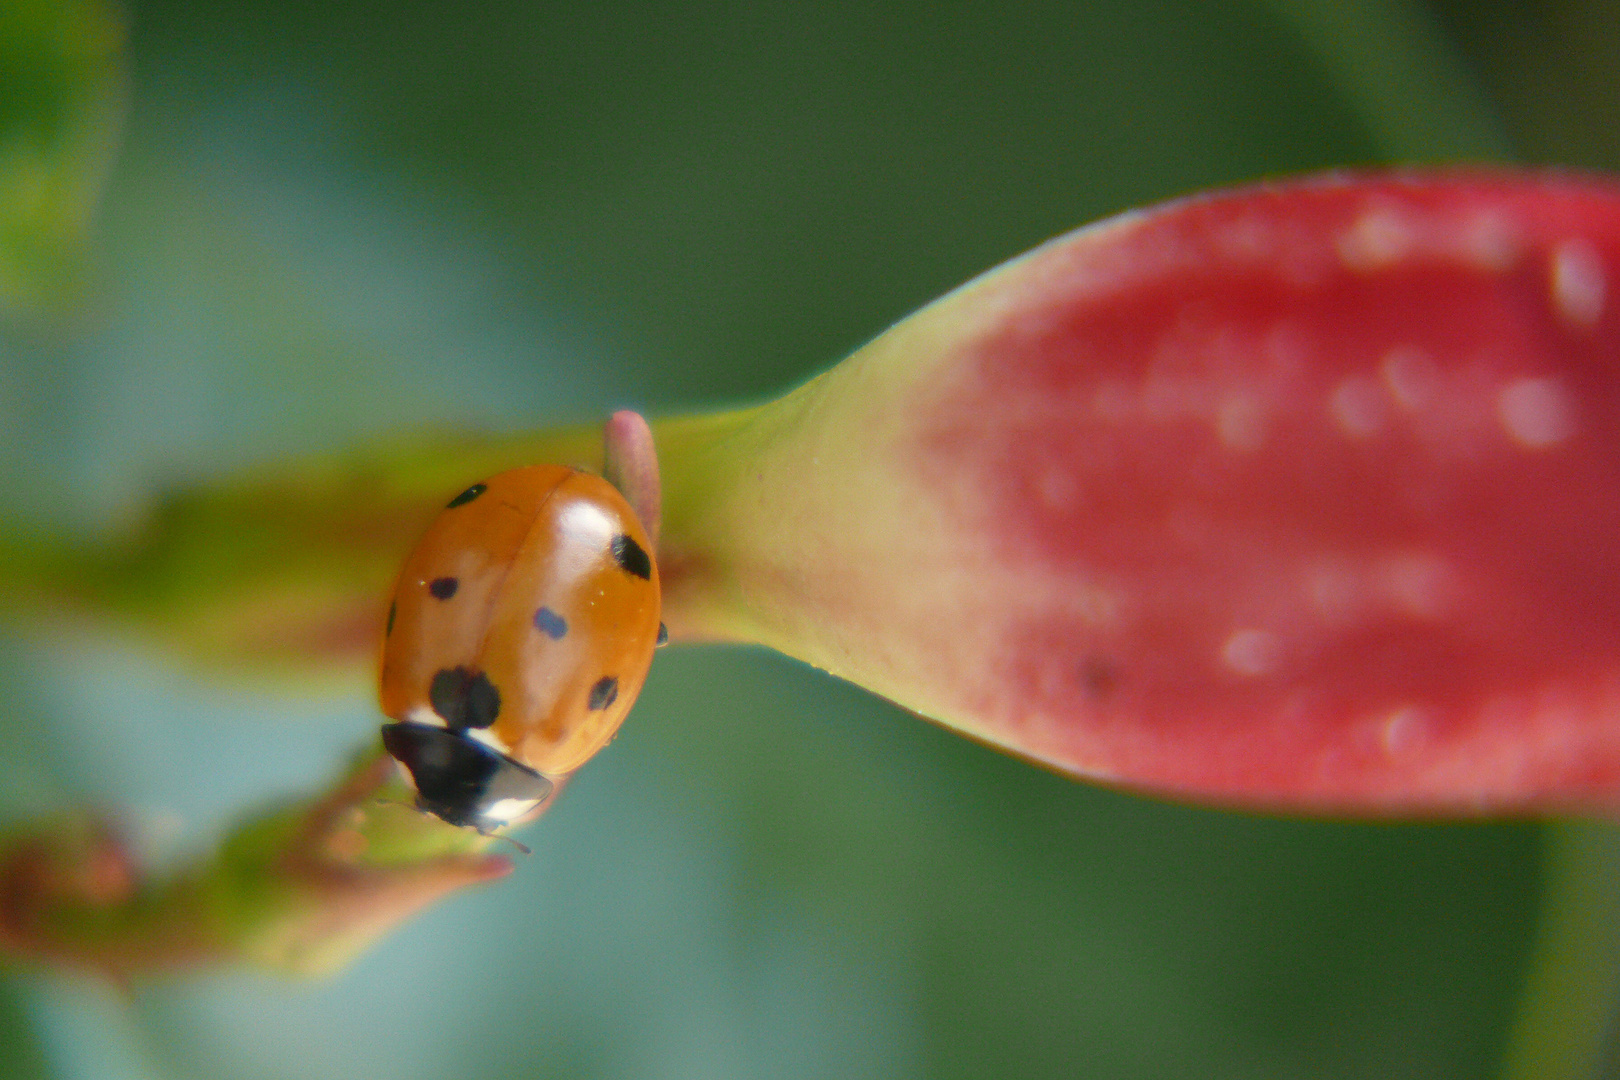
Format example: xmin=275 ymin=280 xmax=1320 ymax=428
xmin=3 ymin=0 xmax=1619 ymax=1076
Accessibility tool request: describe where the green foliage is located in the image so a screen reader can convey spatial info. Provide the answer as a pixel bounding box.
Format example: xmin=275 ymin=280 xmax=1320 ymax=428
xmin=0 ymin=0 xmax=123 ymax=320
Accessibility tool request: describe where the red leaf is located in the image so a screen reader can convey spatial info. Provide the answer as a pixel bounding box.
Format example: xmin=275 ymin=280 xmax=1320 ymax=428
xmin=912 ymin=172 xmax=1620 ymax=812
xmin=673 ymin=171 xmax=1620 ymax=814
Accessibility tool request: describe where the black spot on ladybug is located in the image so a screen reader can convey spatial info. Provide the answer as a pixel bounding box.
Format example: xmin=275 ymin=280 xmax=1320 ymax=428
xmin=587 ymin=675 xmax=619 ymax=711
xmin=1079 ymin=655 xmax=1120 ymax=701
xmin=656 ymin=622 xmax=668 ymax=647
xmin=430 ymin=666 xmax=502 ymax=729
xmin=429 ymin=576 xmax=459 ymax=600
xmin=610 ymin=534 xmax=652 ymax=579
xmin=447 ymin=482 xmax=487 ymax=508
xmin=534 ymin=606 xmax=568 ymax=639
xmin=386 ymin=601 xmax=396 ymax=636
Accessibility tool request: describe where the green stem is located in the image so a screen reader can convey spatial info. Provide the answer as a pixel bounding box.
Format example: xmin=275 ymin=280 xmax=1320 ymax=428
xmin=0 ymin=749 xmax=511 ymax=979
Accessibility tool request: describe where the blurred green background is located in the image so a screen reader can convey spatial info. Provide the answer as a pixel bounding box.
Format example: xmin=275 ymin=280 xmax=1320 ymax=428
xmin=3 ymin=0 xmax=1618 ymax=1076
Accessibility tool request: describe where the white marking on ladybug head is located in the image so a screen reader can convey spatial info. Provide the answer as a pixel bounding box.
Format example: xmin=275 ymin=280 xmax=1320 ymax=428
xmin=466 ymin=725 xmax=508 ymax=751
xmin=481 ymin=797 xmax=542 ymax=824
xmin=465 ymin=726 xmax=512 ymax=754
xmin=406 ymin=706 xmax=448 ymax=728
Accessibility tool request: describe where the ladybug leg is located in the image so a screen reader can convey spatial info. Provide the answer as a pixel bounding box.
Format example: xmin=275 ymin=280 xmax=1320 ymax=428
xmin=476 ymin=829 xmax=532 ymax=856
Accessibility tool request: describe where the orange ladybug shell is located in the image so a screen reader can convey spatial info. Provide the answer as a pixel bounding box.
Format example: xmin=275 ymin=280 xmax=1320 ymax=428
xmin=379 ymin=465 xmax=661 ymax=777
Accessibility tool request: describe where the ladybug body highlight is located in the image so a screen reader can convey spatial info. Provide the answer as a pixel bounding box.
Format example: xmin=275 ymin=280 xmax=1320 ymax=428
xmin=379 ymin=465 xmax=662 ymax=834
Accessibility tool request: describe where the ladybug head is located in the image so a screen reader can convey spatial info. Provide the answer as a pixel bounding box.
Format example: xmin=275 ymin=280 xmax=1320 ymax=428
xmin=381 ymin=721 xmax=554 ymax=834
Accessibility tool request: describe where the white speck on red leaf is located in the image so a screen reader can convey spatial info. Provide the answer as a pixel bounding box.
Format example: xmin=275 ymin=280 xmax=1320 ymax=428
xmin=1497 ymin=377 xmax=1575 ymax=448
xmin=1222 ymin=629 xmax=1280 ymax=676
xmin=1551 ymin=239 xmax=1606 ymax=328
xmin=1329 ymin=375 xmax=1387 ymax=438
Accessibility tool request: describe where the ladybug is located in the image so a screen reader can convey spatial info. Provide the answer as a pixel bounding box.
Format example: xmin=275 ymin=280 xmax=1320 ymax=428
xmin=379 ymin=465 xmax=664 ymax=836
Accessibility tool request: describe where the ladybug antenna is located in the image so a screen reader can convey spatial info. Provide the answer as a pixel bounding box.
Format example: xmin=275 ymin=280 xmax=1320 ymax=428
xmin=483 ymin=830 xmax=531 ymax=856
